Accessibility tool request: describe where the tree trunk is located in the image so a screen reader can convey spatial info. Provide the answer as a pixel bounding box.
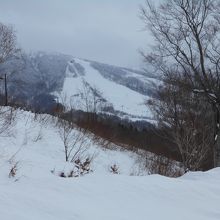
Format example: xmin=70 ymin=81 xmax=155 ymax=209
xmin=215 ymin=134 xmax=220 ymax=167
xmin=214 ymin=107 xmax=220 ymax=167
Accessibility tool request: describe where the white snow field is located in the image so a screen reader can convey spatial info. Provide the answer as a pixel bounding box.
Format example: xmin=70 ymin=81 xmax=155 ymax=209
xmin=58 ymin=58 xmax=153 ymax=120
xmin=0 ymin=109 xmax=220 ymax=220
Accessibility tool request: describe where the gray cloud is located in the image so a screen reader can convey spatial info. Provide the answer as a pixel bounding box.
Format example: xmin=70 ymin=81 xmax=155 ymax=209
xmin=0 ymin=0 xmax=151 ymax=68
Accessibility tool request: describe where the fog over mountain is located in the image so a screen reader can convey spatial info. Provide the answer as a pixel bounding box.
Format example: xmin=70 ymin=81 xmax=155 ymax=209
xmin=0 ymin=51 xmax=159 ymax=121
xmin=0 ymin=0 xmax=150 ymax=68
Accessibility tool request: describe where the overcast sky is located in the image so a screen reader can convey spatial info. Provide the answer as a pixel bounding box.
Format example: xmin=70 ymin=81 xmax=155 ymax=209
xmin=0 ymin=0 xmax=153 ymax=68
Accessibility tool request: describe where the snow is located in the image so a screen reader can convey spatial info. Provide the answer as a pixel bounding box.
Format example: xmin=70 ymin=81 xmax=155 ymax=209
xmin=0 ymin=109 xmax=220 ymax=220
xmin=58 ymin=59 xmax=153 ymax=119
xmin=2 ymin=171 xmax=220 ymax=220
xmin=55 ymin=61 xmax=84 ymax=108
xmin=79 ymin=59 xmax=151 ymax=116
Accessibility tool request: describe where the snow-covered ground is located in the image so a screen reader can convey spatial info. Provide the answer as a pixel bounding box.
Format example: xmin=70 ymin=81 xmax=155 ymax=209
xmin=0 ymin=109 xmax=220 ymax=220
xmin=57 ymin=58 xmax=153 ymax=121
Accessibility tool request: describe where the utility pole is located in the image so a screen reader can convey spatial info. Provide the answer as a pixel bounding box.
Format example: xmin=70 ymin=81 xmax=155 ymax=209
xmin=4 ymin=74 xmax=7 ymax=106
xmin=0 ymin=74 xmax=8 ymax=106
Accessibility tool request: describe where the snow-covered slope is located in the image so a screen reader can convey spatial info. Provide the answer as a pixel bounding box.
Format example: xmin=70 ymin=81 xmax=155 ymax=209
xmin=0 ymin=109 xmax=220 ymax=220
xmin=2 ymin=52 xmax=159 ymax=121
xmin=58 ymin=58 xmax=153 ymax=120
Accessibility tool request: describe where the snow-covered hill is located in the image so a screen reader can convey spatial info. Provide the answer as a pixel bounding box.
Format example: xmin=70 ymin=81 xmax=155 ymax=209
xmin=0 ymin=108 xmax=219 ymax=220
xmin=1 ymin=52 xmax=160 ymax=122
xmin=57 ymin=58 xmax=155 ymax=121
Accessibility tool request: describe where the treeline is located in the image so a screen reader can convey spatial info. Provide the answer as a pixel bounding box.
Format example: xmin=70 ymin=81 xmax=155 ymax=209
xmin=62 ymin=111 xmax=180 ymax=159
xmin=63 ymin=111 xmax=214 ymax=170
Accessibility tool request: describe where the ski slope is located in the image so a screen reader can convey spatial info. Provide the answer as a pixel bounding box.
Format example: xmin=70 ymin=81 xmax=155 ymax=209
xmin=0 ymin=109 xmax=220 ymax=220
xmin=59 ymin=58 xmax=153 ymax=120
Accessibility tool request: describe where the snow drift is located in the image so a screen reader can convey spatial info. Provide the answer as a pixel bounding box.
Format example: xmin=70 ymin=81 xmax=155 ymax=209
xmin=0 ymin=108 xmax=219 ymax=220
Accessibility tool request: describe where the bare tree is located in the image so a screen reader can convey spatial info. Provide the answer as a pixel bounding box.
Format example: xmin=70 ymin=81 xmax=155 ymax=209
xmin=141 ymin=0 xmax=220 ymax=167
xmin=148 ymin=73 xmax=214 ymax=171
xmin=0 ymin=22 xmax=17 ymax=63
xmin=77 ymin=80 xmax=104 ymax=115
xmin=0 ymin=22 xmax=19 ymax=137
xmin=0 ymin=22 xmax=19 ymax=106
xmin=58 ymin=120 xmax=89 ymax=162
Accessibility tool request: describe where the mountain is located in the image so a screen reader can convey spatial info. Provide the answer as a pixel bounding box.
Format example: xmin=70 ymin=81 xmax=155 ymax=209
xmin=0 ymin=52 xmax=160 ymax=122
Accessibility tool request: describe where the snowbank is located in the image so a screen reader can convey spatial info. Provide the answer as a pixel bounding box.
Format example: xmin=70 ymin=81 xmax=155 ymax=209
xmin=0 ymin=109 xmax=219 ymax=220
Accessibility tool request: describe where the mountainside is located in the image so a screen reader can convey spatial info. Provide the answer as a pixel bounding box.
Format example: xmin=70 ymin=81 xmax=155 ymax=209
xmin=0 ymin=108 xmax=219 ymax=220
xmin=0 ymin=52 xmax=159 ymax=122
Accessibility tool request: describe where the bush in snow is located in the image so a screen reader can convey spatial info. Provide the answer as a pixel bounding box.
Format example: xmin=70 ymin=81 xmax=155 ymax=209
xmin=0 ymin=107 xmax=17 ymax=137
xmin=58 ymin=157 xmax=92 ymax=178
xmin=147 ymin=154 xmax=183 ymax=177
xmin=8 ymin=161 xmax=19 ymax=179
xmin=110 ymin=164 xmax=119 ymax=174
